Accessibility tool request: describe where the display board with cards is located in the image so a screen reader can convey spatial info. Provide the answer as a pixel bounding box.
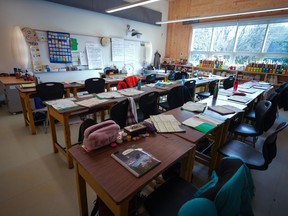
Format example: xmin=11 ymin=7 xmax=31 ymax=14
xmin=47 ymin=31 xmax=72 ymax=63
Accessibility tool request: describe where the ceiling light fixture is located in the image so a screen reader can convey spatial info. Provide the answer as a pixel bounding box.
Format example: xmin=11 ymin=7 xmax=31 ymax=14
xmin=156 ymin=7 xmax=288 ymax=24
xmin=106 ymin=0 xmax=161 ymax=13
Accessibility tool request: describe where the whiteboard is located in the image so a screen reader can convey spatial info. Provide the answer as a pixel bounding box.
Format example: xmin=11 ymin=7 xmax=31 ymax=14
xmin=34 ymin=30 xmax=147 ymax=74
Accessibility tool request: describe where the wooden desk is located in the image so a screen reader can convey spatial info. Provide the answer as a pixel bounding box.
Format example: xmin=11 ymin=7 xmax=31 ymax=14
xmin=69 ymin=134 xmax=195 ymax=216
xmin=164 ymin=106 xmax=235 ymax=175
xmin=16 ymin=83 xmax=82 ymax=135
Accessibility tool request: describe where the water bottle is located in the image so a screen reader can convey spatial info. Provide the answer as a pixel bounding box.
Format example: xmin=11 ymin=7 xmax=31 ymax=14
xmin=137 ymin=79 xmax=142 ymax=90
xmin=213 ymin=81 xmax=219 ymax=99
xmin=233 ymin=79 xmax=239 ymax=92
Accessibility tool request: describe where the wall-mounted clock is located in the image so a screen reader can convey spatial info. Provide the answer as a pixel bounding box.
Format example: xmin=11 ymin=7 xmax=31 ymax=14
xmin=100 ymin=37 xmax=110 ymax=47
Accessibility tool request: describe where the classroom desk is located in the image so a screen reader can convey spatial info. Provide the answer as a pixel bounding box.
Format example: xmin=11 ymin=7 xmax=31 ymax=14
xmin=17 ymin=83 xmax=82 ymax=135
xmin=164 ymin=104 xmax=238 ymax=175
xmin=69 ymin=134 xmax=195 ymax=216
xmin=16 ymin=79 xmax=124 ymax=135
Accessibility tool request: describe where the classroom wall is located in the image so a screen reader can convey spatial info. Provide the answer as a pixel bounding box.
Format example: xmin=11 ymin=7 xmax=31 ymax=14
xmin=0 ymin=0 xmax=168 ymax=75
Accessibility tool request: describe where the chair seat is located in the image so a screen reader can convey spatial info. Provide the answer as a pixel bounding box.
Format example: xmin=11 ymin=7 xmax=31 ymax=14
xmin=159 ymin=101 xmax=170 ymax=110
xmin=197 ymin=91 xmax=210 ymax=98
xmin=219 ymin=139 xmax=265 ymax=169
xmin=145 ymin=177 xmax=198 ymax=216
xmin=229 ymin=122 xmax=262 ymax=137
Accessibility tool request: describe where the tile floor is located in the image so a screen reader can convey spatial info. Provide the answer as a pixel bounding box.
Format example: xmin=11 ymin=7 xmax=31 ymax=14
xmin=0 ymin=105 xmax=287 ymax=216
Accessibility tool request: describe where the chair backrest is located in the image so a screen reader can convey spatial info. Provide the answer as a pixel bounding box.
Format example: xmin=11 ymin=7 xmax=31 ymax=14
xmin=110 ymin=99 xmax=129 ymax=129
xmin=174 ymin=72 xmax=182 ymax=80
xmin=263 ymin=92 xmax=279 ymax=131
xmin=139 ymin=91 xmax=159 ymax=119
xmin=223 ymin=76 xmax=235 ymax=90
xmin=184 ymin=80 xmax=196 ymax=101
xmin=168 ymin=71 xmax=176 ymax=81
xmin=262 ymin=122 xmax=288 ymax=169
xmin=146 ymin=74 xmax=157 ymax=84
xmin=167 ymin=86 xmax=192 ymax=109
xmin=84 ymin=78 xmax=105 ymax=94
xmin=36 ymin=82 xmax=64 ymax=101
xmin=254 ymin=100 xmax=272 ymax=133
xmin=181 ymin=71 xmax=189 ymax=79
xmin=208 ymin=80 xmax=217 ymax=95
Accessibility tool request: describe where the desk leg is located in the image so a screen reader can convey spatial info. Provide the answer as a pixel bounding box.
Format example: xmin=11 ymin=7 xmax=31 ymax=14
xmin=180 ymin=148 xmax=195 ymax=182
xmin=48 ymin=109 xmax=58 ymax=154
xmin=208 ymin=124 xmax=224 ymax=175
xmin=106 ymin=83 xmax=111 ymax=92
xmin=75 ymin=163 xmax=89 ymax=216
xmin=63 ymin=115 xmax=74 ymax=168
xmin=19 ymin=93 xmax=28 ymax=126
xmin=25 ymin=94 xmax=36 ymax=135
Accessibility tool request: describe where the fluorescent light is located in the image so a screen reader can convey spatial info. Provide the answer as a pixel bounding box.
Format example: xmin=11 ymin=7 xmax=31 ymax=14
xmin=156 ymin=7 xmax=288 ymax=24
xmin=106 ymin=0 xmax=160 ymax=13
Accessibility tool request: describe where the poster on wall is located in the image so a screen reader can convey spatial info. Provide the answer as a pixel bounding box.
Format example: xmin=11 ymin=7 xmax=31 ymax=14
xmin=111 ymin=38 xmax=124 ymax=62
xmin=86 ymin=43 xmax=103 ymax=69
xmin=30 ymin=44 xmax=43 ymax=72
xmin=47 ymin=31 xmax=72 ymax=63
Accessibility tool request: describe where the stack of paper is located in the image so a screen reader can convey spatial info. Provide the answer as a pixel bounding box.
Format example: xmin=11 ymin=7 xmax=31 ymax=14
xmin=182 ymin=113 xmax=223 ymax=133
xmin=46 ymin=98 xmax=78 ymax=110
xmin=208 ymin=105 xmax=236 ymax=115
xmin=76 ymin=98 xmax=108 ymax=107
xmin=182 ymin=101 xmax=207 ymax=112
xmin=96 ymin=91 xmax=123 ymax=99
xmin=118 ymin=88 xmax=144 ymax=96
xmin=228 ymin=95 xmax=251 ymax=103
xmin=150 ymin=114 xmax=185 ymax=133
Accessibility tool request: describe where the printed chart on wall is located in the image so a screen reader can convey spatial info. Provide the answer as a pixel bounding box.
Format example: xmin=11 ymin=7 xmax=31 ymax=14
xmin=86 ymin=43 xmax=103 ymax=69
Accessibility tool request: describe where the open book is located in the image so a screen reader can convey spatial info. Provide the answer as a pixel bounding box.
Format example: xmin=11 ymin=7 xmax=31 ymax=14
xmin=182 ymin=113 xmax=223 ymax=133
xmin=150 ymin=114 xmax=185 ymax=133
xmin=182 ymin=101 xmax=207 ymax=113
xmin=111 ymin=147 xmax=161 ymax=177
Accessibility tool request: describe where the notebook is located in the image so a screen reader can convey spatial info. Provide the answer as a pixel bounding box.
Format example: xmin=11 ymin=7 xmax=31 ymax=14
xmin=111 ymin=147 xmax=161 ymax=177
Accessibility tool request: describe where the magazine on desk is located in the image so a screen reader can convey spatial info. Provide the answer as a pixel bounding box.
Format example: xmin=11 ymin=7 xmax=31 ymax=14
xmin=111 ymin=147 xmax=161 ymax=177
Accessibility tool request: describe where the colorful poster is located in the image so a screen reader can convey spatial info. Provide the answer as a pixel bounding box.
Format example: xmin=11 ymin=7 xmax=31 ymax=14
xmin=47 ymin=31 xmax=72 ymax=63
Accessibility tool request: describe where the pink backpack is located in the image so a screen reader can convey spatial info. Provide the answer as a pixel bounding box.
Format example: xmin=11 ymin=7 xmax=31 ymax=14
xmin=82 ymin=120 xmax=120 ymax=152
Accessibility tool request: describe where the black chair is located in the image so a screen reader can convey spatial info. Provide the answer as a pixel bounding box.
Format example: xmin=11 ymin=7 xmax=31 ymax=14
xmin=144 ymin=157 xmax=254 ymax=216
xmin=184 ymin=80 xmax=196 ymax=101
xmin=84 ymin=78 xmax=105 ymax=94
xmin=196 ymin=80 xmax=217 ymax=100
xmin=159 ymin=85 xmax=192 ymax=111
xmin=222 ymin=75 xmax=235 ymax=90
xmin=145 ymin=74 xmax=157 ymax=84
xmin=35 ymin=82 xmax=65 ymax=132
xmin=168 ymin=71 xmax=176 ymax=81
xmin=245 ymin=92 xmax=279 ymax=131
xmin=138 ymin=91 xmax=159 ymax=121
xmin=229 ymin=100 xmax=272 ymax=145
xmin=110 ymin=99 xmax=129 ymax=129
xmin=174 ymin=71 xmax=188 ymax=80
xmin=219 ymin=122 xmax=288 ymax=170
xmin=36 ymin=82 xmax=64 ymax=101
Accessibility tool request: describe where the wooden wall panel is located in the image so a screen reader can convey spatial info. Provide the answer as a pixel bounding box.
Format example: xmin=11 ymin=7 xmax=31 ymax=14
xmin=165 ymin=0 xmax=288 ymax=59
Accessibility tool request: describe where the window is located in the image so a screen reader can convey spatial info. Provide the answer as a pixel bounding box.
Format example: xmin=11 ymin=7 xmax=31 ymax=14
xmin=192 ymin=28 xmax=212 ymax=51
xmin=236 ymin=24 xmax=266 ymax=52
xmin=264 ymin=23 xmax=288 ymax=53
xmin=190 ymin=19 xmax=288 ymax=66
xmin=212 ymin=26 xmax=237 ymax=52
